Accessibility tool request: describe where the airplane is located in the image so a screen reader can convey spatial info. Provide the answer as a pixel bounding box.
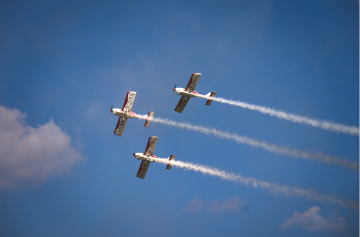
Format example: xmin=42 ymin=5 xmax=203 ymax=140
xmin=110 ymin=91 xmax=154 ymax=136
xmin=133 ymin=136 xmax=176 ymax=179
xmin=173 ymin=73 xmax=216 ymax=113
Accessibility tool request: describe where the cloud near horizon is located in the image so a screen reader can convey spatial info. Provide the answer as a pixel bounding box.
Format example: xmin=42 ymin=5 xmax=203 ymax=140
xmin=0 ymin=105 xmax=84 ymax=189
xmin=281 ymin=206 xmax=345 ymax=232
xmin=185 ymin=197 xmax=243 ymax=214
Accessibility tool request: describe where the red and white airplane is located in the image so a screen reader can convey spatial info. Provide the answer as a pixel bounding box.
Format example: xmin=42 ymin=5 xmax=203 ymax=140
xmin=111 ymin=91 xmax=154 ymax=136
xmin=173 ymin=73 xmax=216 ymax=113
xmin=133 ymin=136 xmax=176 ymax=179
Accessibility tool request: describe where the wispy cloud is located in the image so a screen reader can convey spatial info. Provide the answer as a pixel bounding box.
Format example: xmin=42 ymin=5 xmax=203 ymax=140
xmin=0 ymin=105 xmax=84 ymax=189
xmin=185 ymin=197 xmax=203 ymax=212
xmin=186 ymin=197 xmax=243 ymax=214
xmin=281 ymin=206 xmax=346 ymax=232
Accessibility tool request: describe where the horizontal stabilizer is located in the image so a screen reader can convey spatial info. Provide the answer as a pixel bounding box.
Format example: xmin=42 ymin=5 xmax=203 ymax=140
xmin=166 ymin=155 xmax=176 ymax=170
xmin=144 ymin=111 xmax=154 ymax=127
xmin=205 ymin=91 xmax=216 ymax=106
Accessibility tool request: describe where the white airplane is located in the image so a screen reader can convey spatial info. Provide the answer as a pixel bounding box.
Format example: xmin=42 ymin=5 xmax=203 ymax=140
xmin=173 ymin=73 xmax=216 ymax=113
xmin=133 ymin=136 xmax=176 ymax=179
xmin=110 ymin=91 xmax=154 ymax=136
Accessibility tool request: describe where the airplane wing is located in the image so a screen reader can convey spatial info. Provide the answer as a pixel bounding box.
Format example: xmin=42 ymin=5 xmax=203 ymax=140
xmin=114 ymin=117 xmax=128 ymax=136
xmin=144 ymin=136 xmax=158 ymax=157
xmin=122 ymin=91 xmax=137 ymax=112
xmin=174 ymin=96 xmax=190 ymax=113
xmin=136 ymin=160 xmax=151 ymax=179
xmin=185 ymin=73 xmax=201 ymax=93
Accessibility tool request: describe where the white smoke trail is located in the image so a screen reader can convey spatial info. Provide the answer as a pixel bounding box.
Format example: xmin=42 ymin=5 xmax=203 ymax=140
xmin=148 ymin=157 xmax=359 ymax=210
xmin=198 ymin=95 xmax=359 ymax=136
xmin=139 ymin=117 xmax=358 ymax=170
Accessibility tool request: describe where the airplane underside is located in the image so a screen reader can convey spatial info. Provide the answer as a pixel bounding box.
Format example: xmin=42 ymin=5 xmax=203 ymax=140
xmin=111 ymin=91 xmax=154 ymax=136
xmin=173 ymin=73 xmax=216 ymax=113
xmin=133 ymin=137 xmax=176 ymax=179
xmin=177 ymin=92 xmax=200 ymax=97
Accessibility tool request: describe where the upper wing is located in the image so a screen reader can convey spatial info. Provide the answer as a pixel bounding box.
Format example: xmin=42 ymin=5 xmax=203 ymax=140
xmin=136 ymin=160 xmax=151 ymax=179
xmin=114 ymin=117 xmax=128 ymax=136
xmin=122 ymin=91 xmax=137 ymax=112
xmin=174 ymin=96 xmax=190 ymax=113
xmin=185 ymin=73 xmax=201 ymax=93
xmin=144 ymin=136 xmax=158 ymax=157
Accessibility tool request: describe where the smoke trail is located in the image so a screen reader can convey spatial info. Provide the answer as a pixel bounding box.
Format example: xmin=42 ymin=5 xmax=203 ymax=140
xmin=148 ymin=157 xmax=359 ymax=210
xmin=197 ymin=95 xmax=359 ymax=136
xmin=141 ymin=117 xmax=358 ymax=170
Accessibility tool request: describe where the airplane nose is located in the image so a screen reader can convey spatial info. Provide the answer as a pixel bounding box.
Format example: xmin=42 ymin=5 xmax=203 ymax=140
xmin=110 ymin=109 xmax=113 ymax=112
xmin=132 ymin=153 xmax=135 ymax=156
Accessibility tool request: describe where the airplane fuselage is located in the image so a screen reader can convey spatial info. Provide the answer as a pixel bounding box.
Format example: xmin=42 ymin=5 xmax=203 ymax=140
xmin=174 ymin=88 xmax=203 ymax=98
xmin=133 ymin=153 xmax=158 ymax=162
xmin=111 ymin=109 xmax=139 ymax=118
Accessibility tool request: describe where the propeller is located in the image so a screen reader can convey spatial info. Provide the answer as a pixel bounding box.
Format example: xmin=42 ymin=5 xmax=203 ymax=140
xmin=173 ymin=84 xmax=176 ymax=94
xmin=110 ymin=105 xmax=113 ymax=115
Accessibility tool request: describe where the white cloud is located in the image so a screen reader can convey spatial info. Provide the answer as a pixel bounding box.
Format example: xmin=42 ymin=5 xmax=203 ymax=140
xmin=185 ymin=197 xmax=203 ymax=212
xmin=185 ymin=197 xmax=242 ymax=214
xmin=0 ymin=105 xmax=84 ymax=189
xmin=281 ymin=206 xmax=345 ymax=232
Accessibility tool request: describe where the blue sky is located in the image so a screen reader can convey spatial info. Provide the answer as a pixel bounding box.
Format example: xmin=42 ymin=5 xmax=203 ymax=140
xmin=0 ymin=1 xmax=358 ymax=236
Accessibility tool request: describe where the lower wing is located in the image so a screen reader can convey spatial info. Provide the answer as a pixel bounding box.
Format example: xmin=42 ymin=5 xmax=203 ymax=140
xmin=174 ymin=96 xmax=190 ymax=113
xmin=114 ymin=117 xmax=128 ymax=136
xmin=136 ymin=160 xmax=151 ymax=179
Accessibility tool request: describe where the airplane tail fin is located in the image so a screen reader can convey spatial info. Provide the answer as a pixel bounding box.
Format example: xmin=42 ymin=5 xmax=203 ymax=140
xmin=144 ymin=111 xmax=154 ymax=127
xmin=205 ymin=91 xmax=216 ymax=106
xmin=166 ymin=155 xmax=176 ymax=170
